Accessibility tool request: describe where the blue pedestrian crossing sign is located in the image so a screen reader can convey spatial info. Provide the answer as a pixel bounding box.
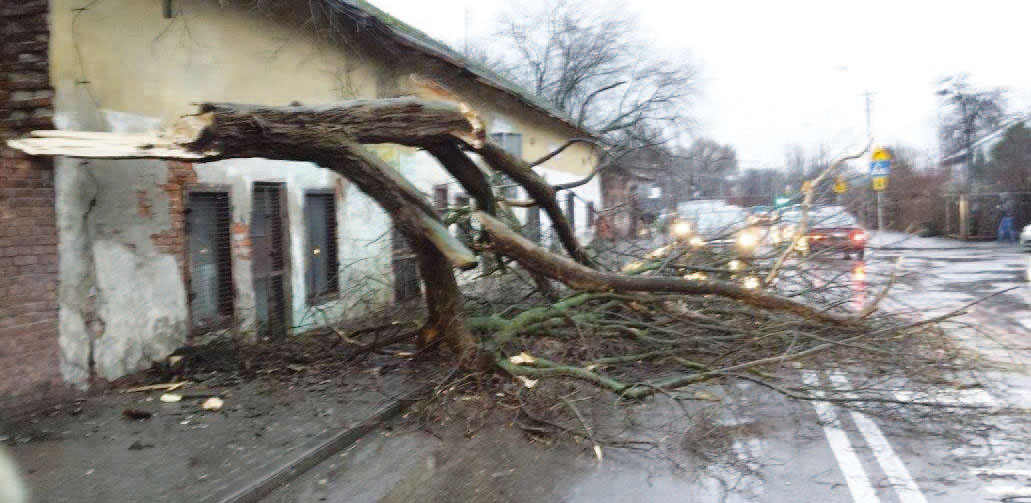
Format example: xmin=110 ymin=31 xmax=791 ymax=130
xmin=870 ymin=160 xmax=891 ymax=176
xmin=869 ymin=147 xmax=893 ymax=176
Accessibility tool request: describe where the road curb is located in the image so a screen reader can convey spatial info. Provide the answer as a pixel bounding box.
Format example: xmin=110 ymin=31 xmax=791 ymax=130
xmin=202 ymin=387 xmax=427 ymax=503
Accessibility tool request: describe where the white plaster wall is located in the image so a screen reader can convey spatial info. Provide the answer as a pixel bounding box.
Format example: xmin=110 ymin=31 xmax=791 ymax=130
xmin=195 ymin=158 xmax=394 ymax=334
xmin=90 ymin=240 xmax=187 ymax=381
xmin=54 ymin=110 xmax=193 ymax=386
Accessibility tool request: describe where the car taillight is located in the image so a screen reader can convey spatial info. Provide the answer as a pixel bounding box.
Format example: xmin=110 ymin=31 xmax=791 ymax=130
xmin=850 ymin=230 xmax=866 ymax=242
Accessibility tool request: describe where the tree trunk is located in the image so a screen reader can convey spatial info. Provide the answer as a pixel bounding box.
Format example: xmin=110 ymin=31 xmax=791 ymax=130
xmin=424 ymin=140 xmax=496 ymax=215
xmin=10 ymin=99 xmax=480 ymax=353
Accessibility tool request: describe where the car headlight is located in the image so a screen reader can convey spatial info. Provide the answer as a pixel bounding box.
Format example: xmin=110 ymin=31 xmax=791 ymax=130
xmin=689 ymin=236 xmax=705 ymax=247
xmin=671 ymin=221 xmax=692 ymax=238
xmin=742 ymin=276 xmax=760 ymax=289
xmin=737 ymin=230 xmax=758 ymax=249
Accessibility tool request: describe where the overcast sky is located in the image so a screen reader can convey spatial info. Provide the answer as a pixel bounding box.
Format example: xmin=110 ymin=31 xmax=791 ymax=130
xmin=372 ymin=0 xmax=1031 ymax=169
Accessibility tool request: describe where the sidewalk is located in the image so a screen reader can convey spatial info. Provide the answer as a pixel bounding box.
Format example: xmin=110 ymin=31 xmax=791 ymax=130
xmin=1 ymin=334 xmax=435 ymax=503
xmin=869 ymin=230 xmax=1025 ymax=251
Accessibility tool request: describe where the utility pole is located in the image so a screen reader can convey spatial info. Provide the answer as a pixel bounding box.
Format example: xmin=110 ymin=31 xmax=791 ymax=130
xmin=463 ymin=8 xmax=470 ymax=57
xmin=864 ymin=91 xmax=873 ymax=141
xmin=865 ymin=91 xmax=884 ymax=233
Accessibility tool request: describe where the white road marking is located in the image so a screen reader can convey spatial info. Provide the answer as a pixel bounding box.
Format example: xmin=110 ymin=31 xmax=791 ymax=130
xmin=829 ymin=371 xmax=928 ymax=503
xmin=800 ymin=370 xmax=881 ymax=503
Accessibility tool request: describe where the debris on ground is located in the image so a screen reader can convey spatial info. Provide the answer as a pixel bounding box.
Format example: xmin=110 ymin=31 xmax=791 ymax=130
xmin=121 ymin=382 xmax=188 ymax=394
xmin=201 ymin=397 xmax=224 ymax=412
xmin=121 ymin=409 xmax=152 ymax=421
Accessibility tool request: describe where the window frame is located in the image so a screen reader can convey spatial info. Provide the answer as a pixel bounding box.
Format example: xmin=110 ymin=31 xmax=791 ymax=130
xmin=489 ymin=132 xmax=523 ymax=159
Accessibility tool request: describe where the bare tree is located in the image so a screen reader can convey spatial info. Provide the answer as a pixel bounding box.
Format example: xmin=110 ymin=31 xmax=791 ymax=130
xmin=492 ymin=0 xmax=697 ymax=142
xmin=671 ymin=138 xmax=738 ymax=200
xmin=937 ymin=74 xmax=1007 ymax=182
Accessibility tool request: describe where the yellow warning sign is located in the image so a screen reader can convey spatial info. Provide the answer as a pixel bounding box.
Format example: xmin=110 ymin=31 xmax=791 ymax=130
xmin=833 ymin=177 xmax=847 ymax=194
xmin=872 ymin=176 xmax=887 ymax=191
xmin=872 ymin=147 xmax=893 ymax=162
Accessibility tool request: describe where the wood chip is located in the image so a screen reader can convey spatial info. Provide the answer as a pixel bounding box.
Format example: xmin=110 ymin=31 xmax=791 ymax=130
xmin=121 ymin=381 xmax=188 ymax=394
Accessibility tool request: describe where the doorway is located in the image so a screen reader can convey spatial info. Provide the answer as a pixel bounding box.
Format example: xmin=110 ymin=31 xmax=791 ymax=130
xmin=251 ymin=183 xmax=290 ymax=337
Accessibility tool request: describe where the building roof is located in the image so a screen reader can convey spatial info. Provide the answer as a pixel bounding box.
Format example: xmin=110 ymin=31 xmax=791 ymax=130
xmin=319 ymin=0 xmax=594 ymax=137
xmin=941 ymin=115 xmax=1029 ymax=164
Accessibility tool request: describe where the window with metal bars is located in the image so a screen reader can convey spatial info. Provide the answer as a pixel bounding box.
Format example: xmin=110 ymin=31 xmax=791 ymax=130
xmin=432 ymin=184 xmax=449 ymax=215
xmin=453 ymin=192 xmax=473 ymax=244
xmin=489 ymin=132 xmax=523 ymax=159
xmin=252 ymin=183 xmax=289 ymax=338
xmin=566 ymin=191 xmax=576 ymax=231
xmin=391 ymin=226 xmax=421 ymax=302
xmin=304 ymin=192 xmax=339 ymax=303
xmin=525 ymin=206 xmax=542 ymax=243
xmin=187 ymin=191 xmax=233 ymax=330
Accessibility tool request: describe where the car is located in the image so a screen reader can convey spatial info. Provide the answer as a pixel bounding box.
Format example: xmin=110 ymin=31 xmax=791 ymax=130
xmin=805 ymin=209 xmax=867 ymax=259
xmin=1021 ymin=224 xmax=1031 ymax=252
xmin=747 ymin=206 xmax=780 ymax=226
xmin=670 ymin=203 xmax=759 ymax=258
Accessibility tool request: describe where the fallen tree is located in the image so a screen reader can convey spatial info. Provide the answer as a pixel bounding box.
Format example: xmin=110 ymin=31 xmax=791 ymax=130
xmin=8 ymin=97 xmax=971 ymax=407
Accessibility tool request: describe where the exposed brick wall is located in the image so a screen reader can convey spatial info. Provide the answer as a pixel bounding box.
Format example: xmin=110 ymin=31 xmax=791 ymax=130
xmin=0 ymin=147 xmax=62 ymax=405
xmin=1 ymin=0 xmax=54 ymax=135
xmin=231 ymin=222 xmax=252 ymax=261
xmin=0 ymin=0 xmax=64 ymax=412
xmin=149 ymin=161 xmax=197 ymax=258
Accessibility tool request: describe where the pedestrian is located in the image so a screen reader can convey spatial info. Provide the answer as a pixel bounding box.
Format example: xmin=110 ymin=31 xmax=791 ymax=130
xmin=997 ymin=196 xmax=1018 ymax=243
xmin=997 ymin=213 xmax=1017 ymax=243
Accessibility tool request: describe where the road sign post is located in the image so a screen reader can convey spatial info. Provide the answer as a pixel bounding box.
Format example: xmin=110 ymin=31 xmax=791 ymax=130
xmin=870 ymin=148 xmax=893 ymax=233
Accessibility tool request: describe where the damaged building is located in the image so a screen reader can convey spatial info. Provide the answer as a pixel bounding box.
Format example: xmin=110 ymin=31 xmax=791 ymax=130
xmin=0 ymin=0 xmax=600 ymax=410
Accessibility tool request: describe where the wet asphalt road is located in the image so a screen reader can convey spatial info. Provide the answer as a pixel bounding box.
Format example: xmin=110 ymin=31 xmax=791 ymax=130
xmin=263 ymin=233 xmax=1031 ymax=503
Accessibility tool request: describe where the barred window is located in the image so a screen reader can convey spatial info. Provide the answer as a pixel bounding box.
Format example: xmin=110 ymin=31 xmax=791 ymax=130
xmin=489 ymin=132 xmax=523 ymax=159
xmin=433 ymin=184 xmax=449 ymax=215
xmin=566 ymin=191 xmax=576 ymax=231
xmin=304 ymin=192 xmax=339 ymax=303
xmin=187 ymin=191 xmax=233 ymax=330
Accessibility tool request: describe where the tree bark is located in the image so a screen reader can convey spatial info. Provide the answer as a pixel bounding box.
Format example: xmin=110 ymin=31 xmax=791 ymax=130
xmin=424 ymin=140 xmax=496 ymax=215
xmin=194 ymin=98 xmax=484 ymax=149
